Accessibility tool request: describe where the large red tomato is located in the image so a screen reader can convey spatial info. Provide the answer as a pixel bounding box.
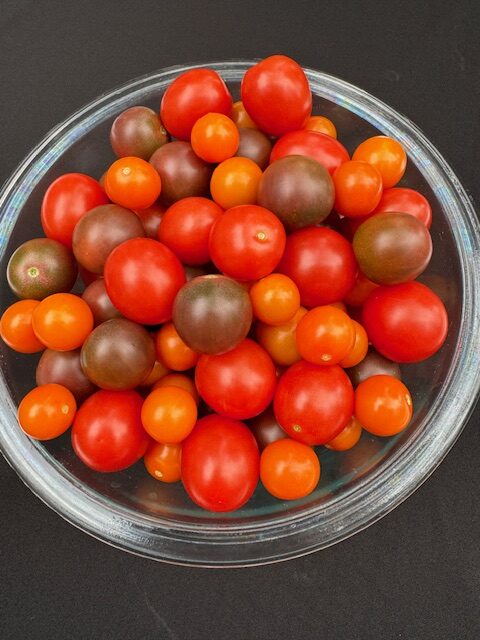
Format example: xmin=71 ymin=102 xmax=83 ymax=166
xmin=104 ymin=238 xmax=185 ymax=325
xmin=362 ymin=281 xmax=448 ymax=362
xmin=278 ymin=227 xmax=357 ymax=307
xmin=181 ymin=415 xmax=259 ymax=512
xmin=274 ymin=360 xmax=354 ymax=445
xmin=241 ymin=55 xmax=312 ymax=136
xmin=270 ymin=130 xmax=350 ymax=175
xmin=195 ymin=339 xmax=276 ymax=419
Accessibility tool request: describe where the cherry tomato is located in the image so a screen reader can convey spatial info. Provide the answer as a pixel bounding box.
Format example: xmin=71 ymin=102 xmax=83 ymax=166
xmin=260 ymin=438 xmax=320 ymax=500
xmin=352 ymin=136 xmax=407 ymax=188
xmin=191 ymin=113 xmax=239 ymax=163
xmin=256 ymin=306 xmax=307 ymax=366
xmin=362 ymin=281 xmax=448 ymax=362
xmin=41 ymin=173 xmax=109 ymax=248
xmin=104 ymin=157 xmax=161 ymax=210
xmin=333 ymin=160 xmax=383 ymax=217
xmin=104 ymin=238 xmax=185 ymax=325
xmin=250 ymin=274 xmax=300 ymax=325
xmin=140 ymin=360 xmax=170 ymax=386
xmin=231 ymin=100 xmax=257 ymax=129
xmin=195 ymin=339 xmax=276 ymax=420
xmin=18 ymin=384 xmax=76 ymax=440
xmin=141 ymin=386 xmax=197 ymax=443
xmin=181 ymin=414 xmax=259 ymax=512
xmin=325 ymin=416 xmax=362 ymax=451
xmin=355 ymin=375 xmax=413 ymax=436
xmin=339 ymin=320 xmax=368 ymax=368
xmin=134 ymin=202 xmax=166 ymax=238
xmin=274 ymin=360 xmax=354 ymax=445
xmin=372 ymin=187 xmax=432 ymax=228
xmin=110 ymin=106 xmax=168 ymax=160
xmin=270 ymin=130 xmax=349 ymax=175
xmin=155 ymin=322 xmax=199 ymax=371
xmin=241 ymin=55 xmax=312 ymax=136
xmin=209 ymin=205 xmax=286 ymax=281
xmin=304 ymin=115 xmax=337 ymax=138
xmin=158 ymin=197 xmax=223 ymax=266
xmin=153 ymin=373 xmax=199 ymax=404
xmin=0 ymin=300 xmax=44 ymax=353
xmin=72 ymin=389 xmax=149 ymax=472
xmin=32 ymin=293 xmax=93 ymax=351
xmin=248 ymin=407 xmax=286 ymax=450
xmin=338 ymin=215 xmax=369 ymax=242
xmin=296 ymin=306 xmax=355 ymax=365
xmin=330 ymin=301 xmax=348 ymax=312
xmin=346 ymin=348 xmax=402 ymax=387
xmin=343 ymin=271 xmax=379 ymax=307
xmin=278 ymin=227 xmax=357 ymax=307
xmin=210 ymin=157 xmax=262 ymax=209
xmin=144 ymin=441 xmax=182 ymax=483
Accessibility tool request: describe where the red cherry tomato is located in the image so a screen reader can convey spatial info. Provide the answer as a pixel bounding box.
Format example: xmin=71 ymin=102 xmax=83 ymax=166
xmin=270 ymin=130 xmax=350 ymax=175
xmin=343 ymin=271 xmax=379 ymax=307
xmin=372 ymin=187 xmax=432 ymax=229
xmin=362 ymin=281 xmax=448 ymax=362
xmin=104 ymin=238 xmax=185 ymax=325
xmin=181 ymin=414 xmax=259 ymax=512
xmin=41 ymin=173 xmax=108 ymax=248
xmin=241 ymin=55 xmax=312 ymax=136
xmin=195 ymin=339 xmax=276 ymax=420
xmin=160 ymin=68 xmax=232 ymax=141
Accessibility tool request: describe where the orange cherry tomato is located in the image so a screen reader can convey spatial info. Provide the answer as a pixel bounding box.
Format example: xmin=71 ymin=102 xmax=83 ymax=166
xmin=32 ymin=293 xmax=93 ymax=351
xmin=144 ymin=441 xmax=182 ymax=483
xmin=141 ymin=386 xmax=197 ymax=443
xmin=155 ymin=322 xmax=199 ymax=371
xmin=325 ymin=416 xmax=362 ymax=451
xmin=256 ymin=306 xmax=307 ymax=366
xmin=231 ymin=101 xmax=258 ymax=129
xmin=18 ymin=383 xmax=76 ymax=440
xmin=191 ymin=113 xmax=239 ymax=163
xmin=0 ymin=300 xmax=45 ymax=353
xmin=153 ymin=373 xmax=200 ymax=404
xmin=260 ymin=438 xmax=320 ymax=500
xmin=250 ymin=273 xmax=300 ymax=325
xmin=140 ymin=360 xmax=170 ymax=386
xmin=343 ymin=271 xmax=379 ymax=307
xmin=333 ymin=160 xmax=383 ymax=218
xmin=355 ymin=374 xmax=413 ymax=436
xmin=352 ymin=136 xmax=407 ymax=188
xmin=304 ymin=115 xmax=337 ymax=138
xmin=105 ymin=156 xmax=161 ymax=209
xmin=210 ymin=157 xmax=262 ymax=209
xmin=329 ymin=301 xmax=347 ymax=312
xmin=296 ymin=306 xmax=355 ymax=365
xmin=339 ymin=320 xmax=368 ymax=368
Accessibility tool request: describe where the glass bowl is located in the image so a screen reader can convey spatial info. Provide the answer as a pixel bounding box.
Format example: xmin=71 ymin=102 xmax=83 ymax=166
xmin=1 ymin=61 xmax=479 ymax=567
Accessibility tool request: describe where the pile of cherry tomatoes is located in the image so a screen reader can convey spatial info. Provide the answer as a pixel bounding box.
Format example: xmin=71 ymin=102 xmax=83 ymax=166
xmin=0 ymin=55 xmax=448 ymax=512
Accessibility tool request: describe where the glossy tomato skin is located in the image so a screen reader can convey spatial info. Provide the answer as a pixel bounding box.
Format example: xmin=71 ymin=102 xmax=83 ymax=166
xmin=110 ymin=106 xmax=169 ymax=160
xmin=36 ymin=348 xmax=96 ymax=402
xmin=160 ymin=68 xmax=232 ymax=140
xmin=346 ymin=348 xmax=401 ymax=387
xmin=104 ymin=238 xmax=185 ymax=325
xmin=260 ymin=438 xmax=320 ymax=500
xmin=241 ymin=55 xmax=312 ymax=136
xmin=372 ymin=187 xmax=432 ymax=229
xmin=236 ymin=128 xmax=272 ymax=170
xmin=0 ymin=300 xmax=44 ymax=353
xmin=18 ymin=384 xmax=77 ymax=440
xmin=181 ymin=415 xmax=259 ymax=512
xmin=274 ymin=360 xmax=354 ymax=445
xmin=362 ymin=282 xmax=448 ymax=362
xmin=270 ymin=130 xmax=349 ymax=175
xmin=195 ymin=339 xmax=276 ymax=420
xmin=134 ymin=203 xmax=166 ymax=238
xmin=81 ymin=279 xmax=123 ymax=326
xmin=278 ymin=227 xmax=357 ymax=307
xmin=72 ymin=389 xmax=150 ymax=472
xmin=248 ymin=407 xmax=286 ymax=450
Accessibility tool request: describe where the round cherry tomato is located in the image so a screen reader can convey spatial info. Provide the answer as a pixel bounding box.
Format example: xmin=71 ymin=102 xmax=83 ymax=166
xmin=191 ymin=113 xmax=239 ymax=163
xmin=110 ymin=106 xmax=168 ymax=160
xmin=160 ymin=68 xmax=232 ymax=141
xmin=158 ymin=197 xmax=223 ymax=265
xmin=236 ymin=128 xmax=272 ymax=169
xmin=209 ymin=205 xmax=286 ymax=281
xmin=153 ymin=373 xmax=199 ymax=404
xmin=155 ymin=322 xmax=199 ymax=371
xmin=18 ymin=384 xmax=76 ymax=440
xmin=260 ymin=438 xmax=320 ymax=500
xmin=0 ymin=300 xmax=44 ymax=353
xmin=104 ymin=238 xmax=185 ymax=325
xmin=210 ymin=157 xmax=262 ymax=209
xmin=140 ymin=360 xmax=170 ymax=387
xmin=231 ymin=100 xmax=257 ymax=129
xmin=343 ymin=271 xmax=379 ymax=307
xmin=36 ymin=348 xmax=96 ymax=402
xmin=346 ymin=348 xmax=402 ymax=387
xmin=195 ymin=339 xmax=276 ymax=420
xmin=248 ymin=407 xmax=286 ymax=450
xmin=270 ymin=130 xmax=349 ymax=175
xmin=32 ymin=293 xmax=93 ymax=351
xmin=339 ymin=320 xmax=368 ymax=368
xmin=104 ymin=157 xmax=161 ymax=210
xmin=333 ymin=160 xmax=383 ymax=217
xmin=304 ymin=115 xmax=337 ymax=138
xmin=241 ymin=55 xmax=312 ymax=136
xmin=250 ymin=274 xmax=300 ymax=325
xmin=181 ymin=414 xmax=259 ymax=512
xmin=81 ymin=279 xmax=123 ymax=326
xmin=355 ymin=375 xmax=413 ymax=436
xmin=72 ymin=389 xmax=149 ymax=472
xmin=372 ymin=187 xmax=432 ymax=228
xmin=141 ymin=386 xmax=197 ymax=443
xmin=41 ymin=173 xmax=109 ymax=248
xmin=353 ymin=136 xmax=407 ymax=188
xmin=278 ymin=227 xmax=357 ymax=307
xmin=134 ymin=202 xmax=166 ymax=238
xmin=296 ymin=306 xmax=355 ymax=365
xmin=362 ymin=282 xmax=448 ymax=362
xmin=256 ymin=306 xmax=307 ymax=366
xmin=274 ymin=360 xmax=354 ymax=445
xmin=144 ymin=441 xmax=182 ymax=483
xmin=325 ymin=416 xmax=362 ymax=451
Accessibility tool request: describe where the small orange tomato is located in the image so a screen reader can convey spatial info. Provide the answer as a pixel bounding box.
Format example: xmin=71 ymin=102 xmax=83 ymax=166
xmin=339 ymin=320 xmax=368 ymax=368
xmin=355 ymin=374 xmax=413 ymax=436
xmin=304 ymin=115 xmax=337 ymax=138
xmin=144 ymin=441 xmax=182 ymax=483
xmin=0 ymin=300 xmax=45 ymax=353
xmin=256 ymin=306 xmax=307 ymax=366
xmin=153 ymin=373 xmax=199 ymax=404
xmin=32 ymin=293 xmax=93 ymax=351
xmin=155 ymin=322 xmax=199 ymax=371
xmin=105 ymin=156 xmax=161 ymax=209
xmin=231 ymin=101 xmax=258 ymax=129
xmin=325 ymin=416 xmax=362 ymax=451
xmin=333 ymin=160 xmax=383 ymax=218
xmin=352 ymin=136 xmax=407 ymax=188
xmin=250 ymin=273 xmax=300 ymax=325
xmin=296 ymin=306 xmax=355 ymax=365
xmin=210 ymin=157 xmax=262 ymax=209
xmin=191 ymin=113 xmax=239 ymax=163
xmin=260 ymin=438 xmax=320 ymax=500
xmin=18 ymin=383 xmax=76 ymax=440
xmin=343 ymin=271 xmax=379 ymax=307
xmin=141 ymin=386 xmax=197 ymax=443
xmin=140 ymin=360 xmax=170 ymax=386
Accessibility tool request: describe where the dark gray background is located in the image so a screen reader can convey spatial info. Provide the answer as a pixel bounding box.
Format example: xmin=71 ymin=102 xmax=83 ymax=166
xmin=1 ymin=1 xmax=479 ymax=638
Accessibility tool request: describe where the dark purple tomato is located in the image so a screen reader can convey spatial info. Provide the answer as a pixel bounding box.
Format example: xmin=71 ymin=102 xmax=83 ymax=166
xmin=173 ymin=275 xmax=253 ymax=355
xmin=7 ymin=238 xmax=77 ymax=300
xmin=110 ymin=106 xmax=169 ymax=160
xmin=81 ymin=279 xmax=123 ymax=326
xmin=257 ymin=155 xmax=334 ymax=230
xmin=72 ymin=204 xmax=145 ymax=274
xmin=134 ymin=203 xmax=166 ymax=238
xmin=149 ymin=141 xmax=213 ymax=205
xmin=36 ymin=348 xmax=96 ymax=402
xmin=346 ymin=348 xmax=402 ymax=387
xmin=248 ymin=407 xmax=286 ymax=450
xmin=235 ymin=128 xmax=272 ymax=170
xmin=80 ymin=318 xmax=155 ymax=390
xmin=353 ymin=212 xmax=432 ymax=285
